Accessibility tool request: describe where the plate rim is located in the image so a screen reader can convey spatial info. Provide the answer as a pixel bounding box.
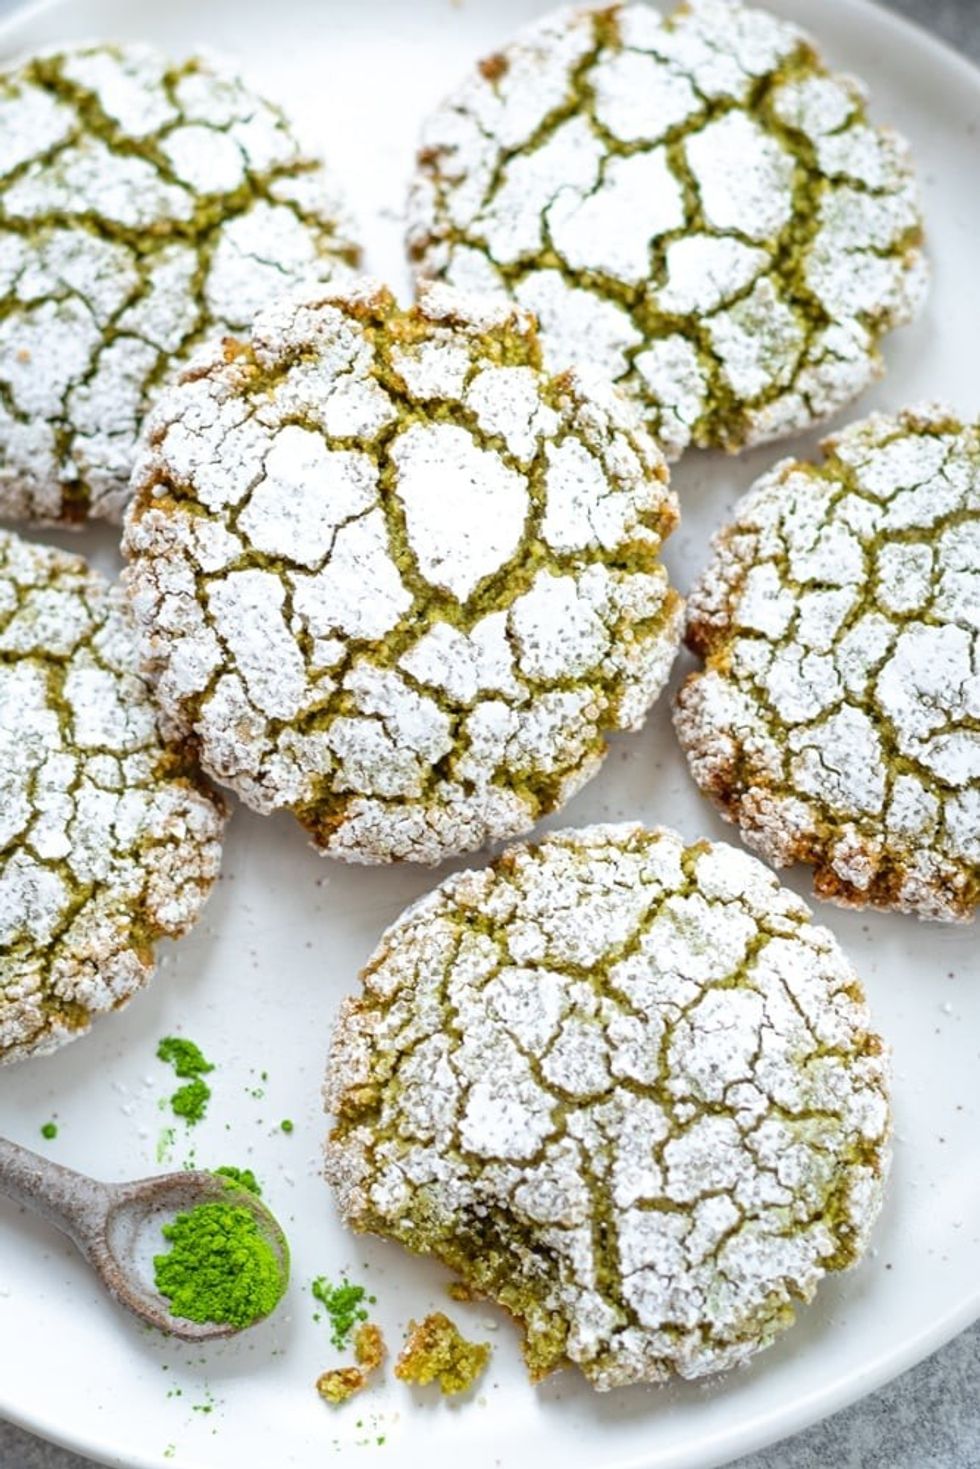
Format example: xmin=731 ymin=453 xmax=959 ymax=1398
xmin=0 ymin=0 xmax=977 ymax=1465
xmin=5 ymin=1296 xmax=978 ymax=1469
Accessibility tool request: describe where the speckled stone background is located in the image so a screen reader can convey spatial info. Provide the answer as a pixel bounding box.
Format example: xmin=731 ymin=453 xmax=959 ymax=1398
xmin=0 ymin=0 xmax=978 ymax=1465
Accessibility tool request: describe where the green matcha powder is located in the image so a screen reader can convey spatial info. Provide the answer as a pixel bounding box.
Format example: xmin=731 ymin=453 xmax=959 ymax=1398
xmin=154 ymin=1201 xmax=286 ymax=1329
xmin=157 ymin=1035 xmax=214 ymax=1125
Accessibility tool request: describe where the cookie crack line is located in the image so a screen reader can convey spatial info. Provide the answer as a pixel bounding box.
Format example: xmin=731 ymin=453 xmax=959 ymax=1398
xmin=324 ymin=823 xmax=890 ymax=1390
xmin=408 ymin=0 xmax=927 ymax=462
xmin=122 ymin=276 xmax=683 ymax=865
xmin=0 ymin=41 xmax=361 ymax=525
xmin=674 ymin=404 xmax=980 ymax=923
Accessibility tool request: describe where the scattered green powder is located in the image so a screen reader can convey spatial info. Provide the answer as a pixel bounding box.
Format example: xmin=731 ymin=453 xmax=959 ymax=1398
xmin=157 ymin=1036 xmax=214 ymax=1126
xmin=170 ymin=1077 xmax=210 ymax=1124
xmin=40 ymin=1121 xmax=57 ymax=1140
xmin=157 ymin=1036 xmax=214 ymax=1078
xmin=280 ymin=1119 xmax=294 ymax=1133
xmin=214 ymin=1165 xmax=262 ymax=1196
xmin=311 ymin=1275 xmax=375 ymax=1349
xmin=154 ymin=1202 xmax=286 ymax=1328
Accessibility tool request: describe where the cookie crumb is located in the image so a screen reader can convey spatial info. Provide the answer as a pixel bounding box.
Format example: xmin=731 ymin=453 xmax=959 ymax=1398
xmin=394 ymin=1313 xmax=490 ymax=1395
xmin=316 ymin=1321 xmax=387 ymax=1406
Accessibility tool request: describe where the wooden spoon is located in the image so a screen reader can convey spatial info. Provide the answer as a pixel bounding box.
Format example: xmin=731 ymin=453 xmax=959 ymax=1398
xmin=0 ymin=1135 xmax=289 ymax=1341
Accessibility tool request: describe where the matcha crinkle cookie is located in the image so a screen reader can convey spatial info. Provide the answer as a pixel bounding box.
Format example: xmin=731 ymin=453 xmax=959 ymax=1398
xmin=674 ymin=406 xmax=980 ymax=922
xmin=324 ymin=823 xmax=890 ymax=1389
xmin=408 ymin=0 xmax=927 ymax=460
xmin=0 ymin=42 xmax=359 ymax=525
xmin=0 ymin=531 xmax=226 ymax=1064
xmin=122 ymin=278 xmax=683 ymax=865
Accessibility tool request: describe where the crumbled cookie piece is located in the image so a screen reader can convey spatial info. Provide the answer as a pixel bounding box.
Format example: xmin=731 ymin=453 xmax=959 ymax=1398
xmin=353 ymin=1321 xmax=386 ymax=1374
xmin=409 ymin=0 xmax=926 ymax=459
xmin=675 ymin=405 xmax=979 ymax=921
xmin=324 ymin=823 xmax=890 ymax=1389
xmin=123 ymin=278 xmax=682 ymax=865
xmin=0 ymin=43 xmax=359 ymax=524
xmin=316 ymin=1321 xmax=387 ymax=1405
xmin=0 ymin=530 xmax=226 ymax=1064
xmin=316 ymin=1365 xmax=364 ymax=1405
xmin=395 ymin=1313 xmax=490 ymax=1395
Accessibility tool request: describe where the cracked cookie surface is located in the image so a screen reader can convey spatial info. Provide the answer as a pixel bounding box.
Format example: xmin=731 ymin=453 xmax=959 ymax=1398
xmin=122 ymin=278 xmax=682 ymax=865
xmin=324 ymin=822 xmax=889 ymax=1389
xmin=0 ymin=42 xmax=359 ymax=525
xmin=408 ymin=0 xmax=927 ymax=460
xmin=0 ymin=531 xmax=226 ymax=1064
xmin=674 ymin=405 xmax=980 ymax=922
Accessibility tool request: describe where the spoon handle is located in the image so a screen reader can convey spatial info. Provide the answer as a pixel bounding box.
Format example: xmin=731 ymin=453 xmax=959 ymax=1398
xmin=0 ymin=1135 xmax=110 ymax=1245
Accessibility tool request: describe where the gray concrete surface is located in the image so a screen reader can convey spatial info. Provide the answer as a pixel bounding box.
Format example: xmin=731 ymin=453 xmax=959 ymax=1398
xmin=0 ymin=0 xmax=977 ymax=1465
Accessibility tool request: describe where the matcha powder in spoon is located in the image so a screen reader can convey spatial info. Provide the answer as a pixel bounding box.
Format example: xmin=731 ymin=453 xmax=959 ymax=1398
xmin=154 ymin=1200 xmax=288 ymax=1328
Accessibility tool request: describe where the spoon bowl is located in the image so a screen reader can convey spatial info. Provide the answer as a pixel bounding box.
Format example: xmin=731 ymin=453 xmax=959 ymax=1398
xmin=0 ymin=1137 xmax=289 ymax=1341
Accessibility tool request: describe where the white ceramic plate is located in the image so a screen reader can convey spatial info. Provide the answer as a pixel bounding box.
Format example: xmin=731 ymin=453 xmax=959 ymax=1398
xmin=0 ymin=1 xmax=977 ymax=1466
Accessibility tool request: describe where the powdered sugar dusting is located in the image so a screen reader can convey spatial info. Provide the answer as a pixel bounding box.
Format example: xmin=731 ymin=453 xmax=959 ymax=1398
xmin=0 ymin=42 xmax=359 ymax=525
xmin=0 ymin=531 xmax=226 ymax=1064
xmin=122 ymin=279 xmax=682 ymax=865
xmin=324 ymin=822 xmax=890 ymax=1388
xmin=675 ymin=405 xmax=980 ymax=921
xmin=408 ymin=0 xmax=927 ymax=460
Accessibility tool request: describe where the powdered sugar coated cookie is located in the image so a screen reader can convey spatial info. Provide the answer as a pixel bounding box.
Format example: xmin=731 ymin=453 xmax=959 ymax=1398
xmin=409 ymin=0 xmax=927 ymax=460
xmin=325 ymin=822 xmax=890 ymax=1387
xmin=675 ymin=405 xmax=979 ymax=921
xmin=0 ymin=530 xmax=226 ymax=1064
xmin=122 ymin=279 xmax=683 ymax=864
xmin=0 ymin=43 xmax=359 ymax=524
